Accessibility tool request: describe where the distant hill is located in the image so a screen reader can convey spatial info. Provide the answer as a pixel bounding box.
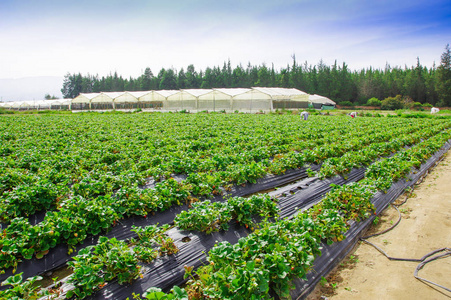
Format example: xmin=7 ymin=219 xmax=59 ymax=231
xmin=0 ymin=76 xmax=64 ymax=102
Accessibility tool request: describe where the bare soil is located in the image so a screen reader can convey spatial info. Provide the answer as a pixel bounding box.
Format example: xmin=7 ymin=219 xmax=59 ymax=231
xmin=307 ymin=152 xmax=451 ymax=300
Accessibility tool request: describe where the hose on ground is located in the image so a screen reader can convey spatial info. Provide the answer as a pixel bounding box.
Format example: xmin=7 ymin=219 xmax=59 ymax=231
xmin=414 ymin=248 xmax=451 ymax=293
xmin=360 ymin=153 xmax=450 ymax=294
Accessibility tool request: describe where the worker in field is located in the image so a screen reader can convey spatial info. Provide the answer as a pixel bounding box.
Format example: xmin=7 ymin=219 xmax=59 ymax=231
xmin=431 ymin=107 xmax=439 ymax=114
xmin=300 ymin=110 xmax=309 ymax=121
xmin=350 ymin=112 xmax=357 ymax=118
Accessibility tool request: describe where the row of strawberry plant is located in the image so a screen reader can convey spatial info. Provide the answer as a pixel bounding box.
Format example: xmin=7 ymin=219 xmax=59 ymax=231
xmin=65 ymin=195 xmax=279 ymax=299
xmin=174 ymin=194 xmax=279 ymax=233
xmin=66 ymin=223 xmax=179 ymax=299
xmin=0 ymin=178 xmax=190 ymax=271
xmin=0 ymin=223 xmax=179 ymax=300
xmin=316 ymin=121 xmax=451 ymax=178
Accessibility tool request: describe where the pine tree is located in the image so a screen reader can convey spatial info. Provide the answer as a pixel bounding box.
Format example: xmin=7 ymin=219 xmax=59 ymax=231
xmin=436 ymin=44 xmax=451 ymax=106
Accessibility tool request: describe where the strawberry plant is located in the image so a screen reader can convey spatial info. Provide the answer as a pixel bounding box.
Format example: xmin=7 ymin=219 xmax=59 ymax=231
xmin=67 ymin=236 xmax=141 ymax=299
xmin=131 ymin=224 xmax=178 ymax=257
xmin=132 ymin=286 xmax=188 ymax=300
xmin=175 ymin=201 xmax=232 ymax=233
xmin=0 ymin=273 xmax=48 ymax=299
xmin=174 ymin=194 xmax=278 ymax=233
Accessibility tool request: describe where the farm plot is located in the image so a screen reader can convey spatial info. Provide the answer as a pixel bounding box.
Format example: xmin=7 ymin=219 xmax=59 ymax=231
xmin=0 ymin=113 xmax=450 ymax=299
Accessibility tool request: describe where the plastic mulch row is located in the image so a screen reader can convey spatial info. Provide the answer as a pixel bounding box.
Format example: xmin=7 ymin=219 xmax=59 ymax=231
xmin=0 ymin=164 xmax=320 ymax=283
xmin=89 ymin=141 xmax=450 ymax=300
xmin=290 ymin=140 xmax=451 ymax=299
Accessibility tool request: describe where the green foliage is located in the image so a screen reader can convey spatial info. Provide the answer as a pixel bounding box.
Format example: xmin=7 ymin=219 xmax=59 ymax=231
xmin=338 ymin=100 xmax=354 ymax=107
xmin=0 ymin=273 xmax=48 ymax=299
xmin=381 ymin=95 xmax=404 ymax=110
xmin=174 ymin=194 xmax=279 ymax=233
xmin=436 ymin=44 xmax=451 ymax=107
xmin=132 ymin=287 xmax=188 ymax=300
xmin=367 ymin=97 xmax=381 ymax=106
xmin=412 ymin=102 xmax=423 ymax=109
xmin=67 ymin=237 xmax=141 ymax=299
xmin=0 ymin=108 xmax=14 ymax=115
xmin=67 ymin=225 xmax=178 ymax=299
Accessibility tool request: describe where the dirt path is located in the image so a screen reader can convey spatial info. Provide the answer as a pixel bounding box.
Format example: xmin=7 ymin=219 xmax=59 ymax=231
xmin=307 ymin=152 xmax=451 ymax=300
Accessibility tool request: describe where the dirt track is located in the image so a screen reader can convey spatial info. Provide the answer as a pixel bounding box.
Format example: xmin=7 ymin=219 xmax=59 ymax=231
xmin=307 ymin=152 xmax=451 ymax=300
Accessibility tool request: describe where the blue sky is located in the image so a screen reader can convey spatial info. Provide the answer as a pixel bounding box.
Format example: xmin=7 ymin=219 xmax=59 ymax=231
xmin=1 ymin=0 xmax=450 ymax=79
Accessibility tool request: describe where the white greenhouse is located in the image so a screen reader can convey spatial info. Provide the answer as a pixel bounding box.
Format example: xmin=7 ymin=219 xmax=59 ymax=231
xmin=1 ymin=88 xmax=335 ymax=113
xmin=91 ymin=92 xmax=125 ymax=110
xmin=0 ymin=99 xmax=72 ymax=111
xmin=72 ymin=93 xmax=99 ymax=110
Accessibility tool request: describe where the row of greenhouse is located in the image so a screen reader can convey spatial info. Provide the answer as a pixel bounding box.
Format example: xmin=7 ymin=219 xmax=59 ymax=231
xmin=0 ymin=88 xmax=336 ymax=112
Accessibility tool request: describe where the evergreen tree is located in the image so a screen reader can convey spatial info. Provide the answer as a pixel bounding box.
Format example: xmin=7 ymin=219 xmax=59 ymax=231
xmin=141 ymin=67 xmax=154 ymax=90
xmin=186 ymin=64 xmax=199 ymax=88
xmin=316 ymin=60 xmax=331 ymax=97
xmin=60 ymin=53 xmax=443 ymax=105
xmin=405 ymin=58 xmax=427 ymax=103
xmin=159 ymin=69 xmax=177 ymax=90
xmin=232 ymin=64 xmax=247 ymax=87
xmin=200 ymin=67 xmax=214 ymax=89
xmin=436 ymin=44 xmax=451 ymax=106
xmin=256 ymin=64 xmax=271 ymax=87
xmin=61 ymin=73 xmax=83 ymax=98
xmin=425 ymin=64 xmax=439 ymax=104
xmin=177 ymin=68 xmax=187 ymax=89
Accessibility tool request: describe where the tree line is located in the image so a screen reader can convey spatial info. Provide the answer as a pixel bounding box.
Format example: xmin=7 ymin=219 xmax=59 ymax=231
xmin=62 ymin=45 xmax=451 ymax=107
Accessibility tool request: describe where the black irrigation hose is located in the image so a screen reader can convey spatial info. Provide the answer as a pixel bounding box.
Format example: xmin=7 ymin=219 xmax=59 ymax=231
xmin=360 ymin=238 xmax=422 ymax=262
xmin=414 ymin=248 xmax=451 ymax=293
xmin=359 ymin=153 xmax=451 ymax=293
xmin=361 ymin=205 xmax=402 ymax=239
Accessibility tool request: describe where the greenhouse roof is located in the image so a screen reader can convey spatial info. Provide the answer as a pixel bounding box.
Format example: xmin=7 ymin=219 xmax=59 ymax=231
xmin=58 ymin=99 xmax=72 ymax=105
xmin=182 ymin=89 xmax=214 ymax=97
xmin=127 ymin=91 xmax=152 ymax=98
xmin=101 ymin=92 xmax=126 ymax=99
xmin=252 ymin=87 xmax=307 ymax=96
xmin=78 ymin=93 xmax=99 ymax=100
xmin=154 ymin=90 xmax=180 ymax=98
xmin=10 ymin=102 xmax=23 ymax=108
xmin=214 ymin=88 xmax=251 ymax=97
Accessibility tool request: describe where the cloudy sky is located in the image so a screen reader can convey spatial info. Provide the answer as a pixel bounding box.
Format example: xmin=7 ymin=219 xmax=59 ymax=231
xmin=1 ymin=0 xmax=450 ymax=80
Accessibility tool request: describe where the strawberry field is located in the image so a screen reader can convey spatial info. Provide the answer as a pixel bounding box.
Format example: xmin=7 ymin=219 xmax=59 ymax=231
xmin=0 ymin=112 xmax=450 ymax=299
